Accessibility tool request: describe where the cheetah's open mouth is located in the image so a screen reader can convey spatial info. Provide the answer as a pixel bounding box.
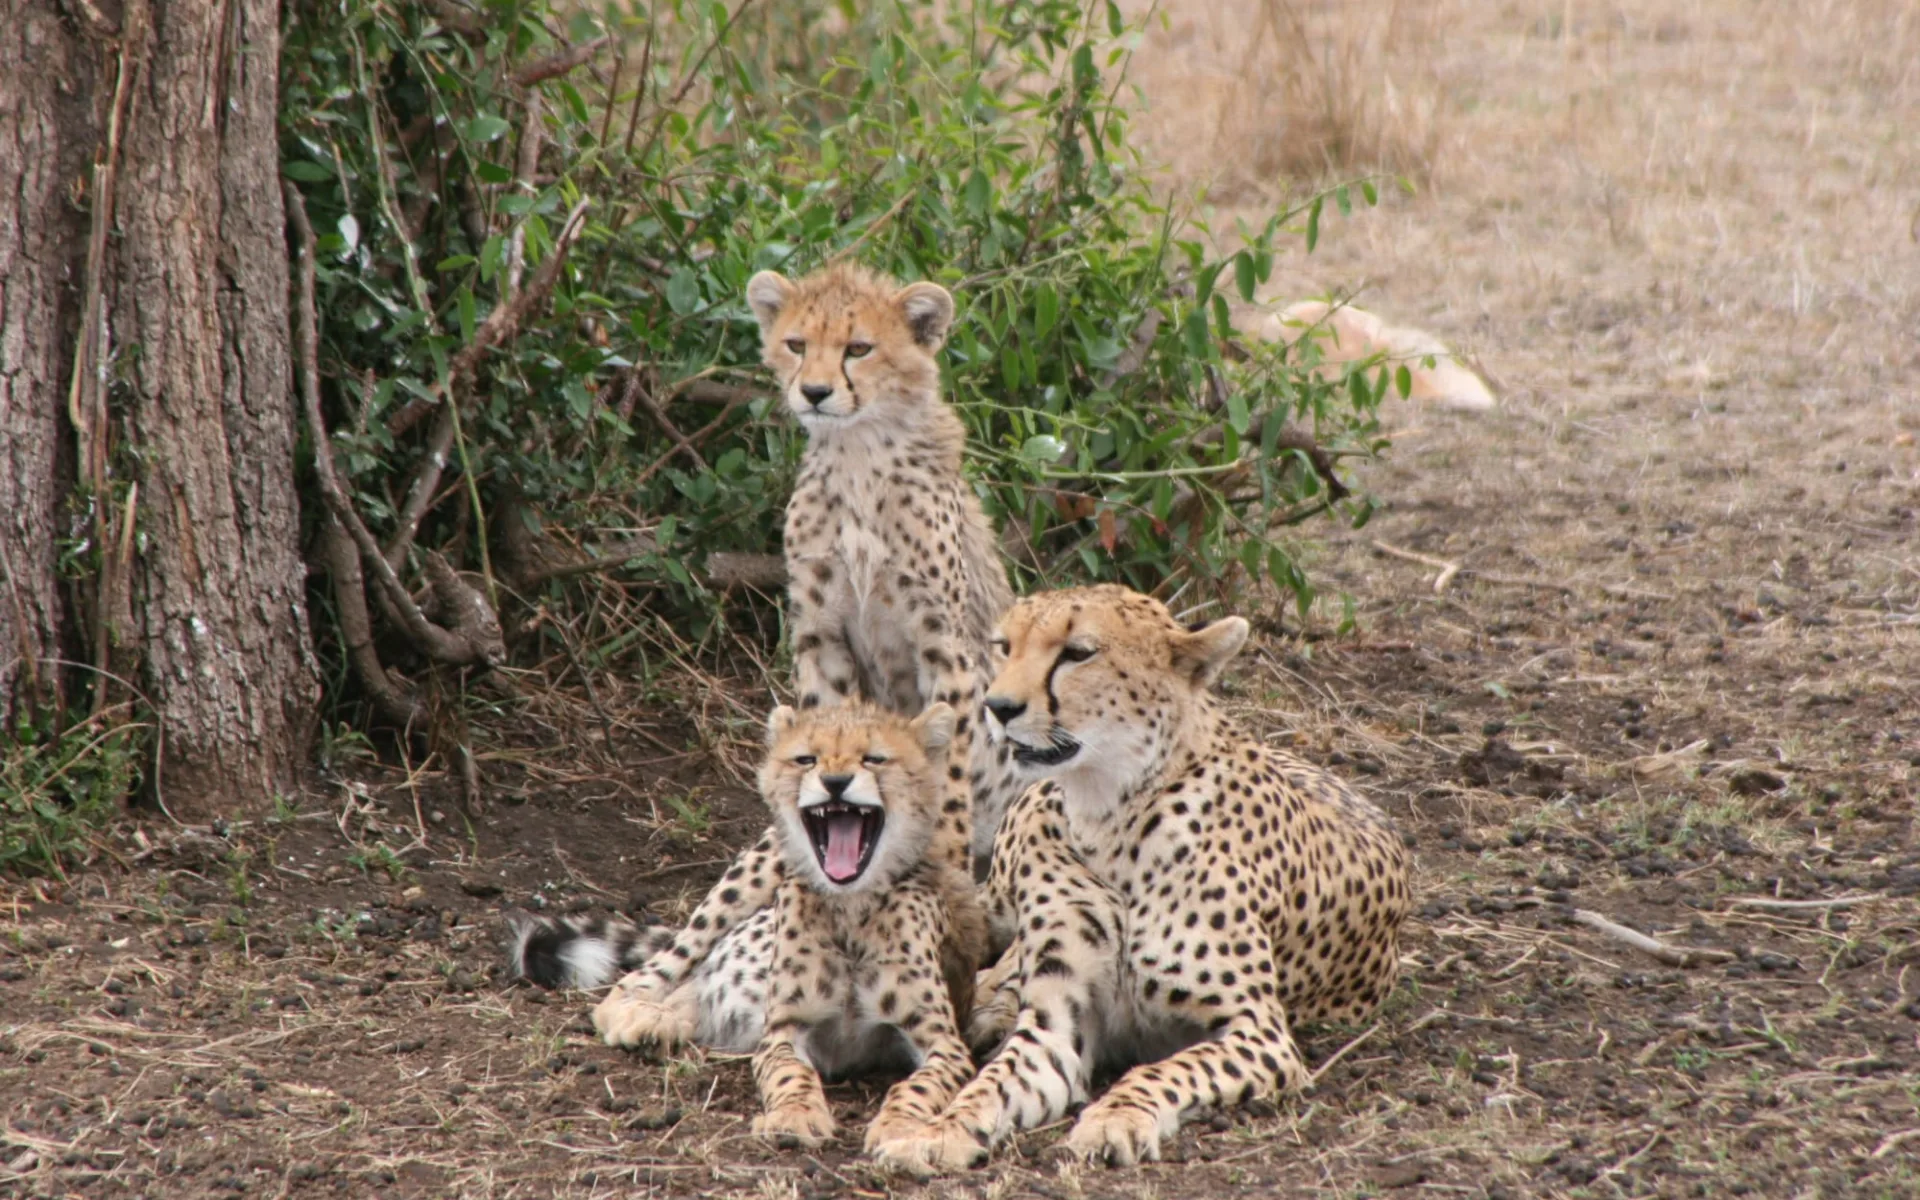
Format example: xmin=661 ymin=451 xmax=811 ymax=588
xmin=802 ymin=801 xmax=885 ymax=884
xmin=1011 ymin=732 xmax=1081 ymax=768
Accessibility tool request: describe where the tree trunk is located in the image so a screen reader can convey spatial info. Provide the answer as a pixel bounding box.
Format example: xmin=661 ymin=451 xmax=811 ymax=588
xmin=0 ymin=3 xmax=91 ymax=719
xmin=2 ymin=0 xmax=317 ymax=819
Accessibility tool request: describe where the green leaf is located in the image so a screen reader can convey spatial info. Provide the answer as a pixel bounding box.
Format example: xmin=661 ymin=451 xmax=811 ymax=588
xmin=436 ymin=255 xmax=476 ymax=273
xmin=1395 ymin=364 xmax=1413 ymax=399
xmin=335 ymin=213 xmax=360 ymax=255
xmin=963 ymin=168 xmax=992 ymax=218
xmin=1233 ymin=251 xmax=1256 ymax=302
xmin=1019 ymin=435 xmax=1067 ymax=464
xmin=1305 ymin=196 xmax=1323 ymax=253
xmin=1226 ymin=387 xmax=1250 ymax=436
xmin=474 ymin=160 xmax=513 ymax=185
xmin=456 ymin=287 xmax=477 ymax=344
xmin=1334 ymin=184 xmax=1351 ymax=216
xmin=1106 ymin=0 xmax=1124 ymax=36
xmin=665 ymin=268 xmax=702 ymax=315
xmin=466 ymin=115 xmax=511 ymax=143
xmin=1033 ymin=284 xmax=1059 ymax=340
xmin=282 ymin=161 xmax=333 ymax=183
xmin=1361 ymin=179 xmax=1379 ymax=205
xmin=1183 ymin=308 xmax=1210 ymax=360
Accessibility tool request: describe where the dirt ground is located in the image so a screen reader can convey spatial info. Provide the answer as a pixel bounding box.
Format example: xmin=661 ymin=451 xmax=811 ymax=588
xmin=5 ymin=1 xmax=1918 ymax=1197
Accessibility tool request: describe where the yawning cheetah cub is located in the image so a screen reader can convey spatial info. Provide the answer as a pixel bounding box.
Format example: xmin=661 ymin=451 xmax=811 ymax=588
xmin=747 ymin=701 xmax=987 ymax=1153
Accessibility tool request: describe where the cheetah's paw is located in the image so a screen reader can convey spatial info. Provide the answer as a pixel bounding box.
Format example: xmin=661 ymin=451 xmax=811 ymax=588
xmin=869 ymin=1117 xmax=991 ymax=1177
xmin=861 ymin=1112 xmax=932 ymax=1156
xmin=592 ymin=986 xmax=695 ymax=1051
xmin=1060 ymin=1101 xmax=1165 ymax=1166
xmin=752 ymin=1101 xmax=836 ymax=1149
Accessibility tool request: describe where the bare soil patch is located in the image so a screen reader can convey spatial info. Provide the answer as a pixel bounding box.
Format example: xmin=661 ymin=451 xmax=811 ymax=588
xmin=6 ymin=1 xmax=1919 ymax=1197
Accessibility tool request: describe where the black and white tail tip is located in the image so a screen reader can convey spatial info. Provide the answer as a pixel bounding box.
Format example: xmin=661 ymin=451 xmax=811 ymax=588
xmin=504 ymin=912 xmax=671 ymax=990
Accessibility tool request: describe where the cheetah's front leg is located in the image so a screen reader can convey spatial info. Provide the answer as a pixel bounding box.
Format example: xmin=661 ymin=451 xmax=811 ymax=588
xmin=788 ymin=555 xmax=861 ymax=711
xmin=872 ymin=834 xmax=1122 ymax=1176
xmin=861 ymin=889 xmax=979 ymax=1155
xmin=1062 ymin=927 xmax=1309 ymax=1166
xmin=596 ymin=829 xmax=782 ymax=1050
xmin=750 ymin=891 xmax=842 ymax=1148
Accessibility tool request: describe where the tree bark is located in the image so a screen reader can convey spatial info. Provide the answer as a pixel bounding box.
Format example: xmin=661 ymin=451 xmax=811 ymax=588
xmin=112 ymin=0 xmax=318 ymax=815
xmin=0 ymin=3 xmax=91 ymax=719
xmin=2 ymin=0 xmax=317 ymax=818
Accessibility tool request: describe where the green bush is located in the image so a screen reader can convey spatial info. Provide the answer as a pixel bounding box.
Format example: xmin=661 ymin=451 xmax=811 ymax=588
xmin=1 ymin=707 xmax=145 ymax=878
xmin=280 ymin=0 xmax=1390 ymax=704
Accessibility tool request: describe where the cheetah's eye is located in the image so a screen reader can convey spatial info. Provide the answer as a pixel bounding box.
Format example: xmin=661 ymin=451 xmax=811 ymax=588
xmin=989 ymin=637 xmax=1010 ymax=656
xmin=784 ymin=338 xmax=806 ymax=355
xmin=844 ymin=341 xmax=873 ymax=359
xmin=1058 ymin=644 xmax=1097 ymax=664
xmin=792 ymin=754 xmax=817 ymax=767
xmin=862 ymin=753 xmax=889 ymax=766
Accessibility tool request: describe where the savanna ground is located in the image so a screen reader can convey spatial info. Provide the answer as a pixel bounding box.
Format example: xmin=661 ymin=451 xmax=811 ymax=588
xmin=5 ymin=0 xmax=1919 ymax=1196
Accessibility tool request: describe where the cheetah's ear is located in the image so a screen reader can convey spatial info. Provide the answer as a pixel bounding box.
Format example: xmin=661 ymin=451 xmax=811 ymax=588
xmin=746 ymin=271 xmax=794 ymax=336
xmin=765 ymin=704 xmax=799 ymax=745
xmin=910 ymin=702 xmax=956 ymax=753
xmin=894 ymin=281 xmax=955 ymax=348
xmin=1170 ymin=616 xmax=1250 ymax=688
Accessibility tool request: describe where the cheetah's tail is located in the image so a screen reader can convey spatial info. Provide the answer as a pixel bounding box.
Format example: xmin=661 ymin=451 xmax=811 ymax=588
xmin=1249 ymin=300 xmax=1496 ymax=413
xmin=503 ymin=912 xmax=675 ymax=990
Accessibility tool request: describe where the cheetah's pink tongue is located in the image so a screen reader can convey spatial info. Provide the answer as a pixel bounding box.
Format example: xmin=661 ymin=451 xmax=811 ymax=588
xmin=824 ymin=813 xmax=865 ymax=882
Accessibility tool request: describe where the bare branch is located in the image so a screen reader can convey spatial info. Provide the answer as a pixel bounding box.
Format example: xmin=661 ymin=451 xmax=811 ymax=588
xmin=1569 ymin=908 xmax=1735 ymax=967
xmin=386 ymin=197 xmax=593 ymax=437
xmin=286 ymin=184 xmax=503 ymax=670
xmin=319 ymin=517 xmax=423 ymax=726
xmin=513 ymin=37 xmax=610 ymax=87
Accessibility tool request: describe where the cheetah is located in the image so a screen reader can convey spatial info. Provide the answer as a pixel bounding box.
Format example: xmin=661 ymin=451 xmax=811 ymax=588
xmin=875 ymin=585 xmax=1413 ymax=1174
xmin=746 ymin=700 xmax=987 ymax=1152
xmin=560 ymin=264 xmax=1025 ymax=1052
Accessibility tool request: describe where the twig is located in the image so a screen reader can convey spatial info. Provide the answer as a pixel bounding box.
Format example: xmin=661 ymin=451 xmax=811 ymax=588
xmin=504 ymin=94 xmax=545 ymax=297
xmin=1098 ymin=309 xmax=1164 ymax=387
xmin=1372 ymin=539 xmax=1461 ymax=593
xmin=1872 ymin=1128 xmax=1920 ymax=1159
xmin=286 ymin=184 xmax=503 ymax=670
xmin=1270 ymin=427 xmax=1352 ymax=502
xmin=1307 ymin=1021 xmax=1380 ymax=1086
xmin=628 ymin=385 xmax=750 ymax=490
xmin=319 ymin=517 xmax=423 ymax=725
xmin=385 ymin=197 xmax=593 ymax=436
xmin=1569 ymin=909 xmax=1734 ymax=967
xmin=1725 ymin=894 xmax=1884 ymax=911
xmin=513 ymin=36 xmax=609 ymax=87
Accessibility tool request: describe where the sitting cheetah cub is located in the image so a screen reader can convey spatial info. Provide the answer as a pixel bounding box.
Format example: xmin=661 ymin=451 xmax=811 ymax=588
xmin=572 ymin=264 xmax=1025 ymax=1053
xmin=747 ymin=701 xmax=988 ymax=1153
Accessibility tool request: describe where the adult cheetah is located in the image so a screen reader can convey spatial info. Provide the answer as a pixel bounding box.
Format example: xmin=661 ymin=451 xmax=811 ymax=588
xmin=876 ymin=585 xmax=1413 ymax=1173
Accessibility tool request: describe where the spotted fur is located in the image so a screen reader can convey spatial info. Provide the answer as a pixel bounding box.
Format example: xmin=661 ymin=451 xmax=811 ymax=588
xmin=590 ymin=265 xmax=1025 ymax=1054
xmin=739 ymin=702 xmax=987 ymax=1152
xmin=875 ymin=585 xmax=1413 ymax=1174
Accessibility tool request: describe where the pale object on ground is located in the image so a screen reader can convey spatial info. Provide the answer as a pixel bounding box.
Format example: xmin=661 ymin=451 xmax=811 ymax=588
xmin=1245 ymin=299 xmax=1496 ymax=412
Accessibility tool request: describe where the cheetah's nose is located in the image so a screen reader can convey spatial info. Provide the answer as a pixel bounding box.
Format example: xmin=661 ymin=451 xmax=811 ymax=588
xmin=983 ymin=697 xmax=1027 ymax=726
xmin=819 ymin=773 xmax=854 ymax=799
xmin=799 ymin=383 xmax=834 ymax=406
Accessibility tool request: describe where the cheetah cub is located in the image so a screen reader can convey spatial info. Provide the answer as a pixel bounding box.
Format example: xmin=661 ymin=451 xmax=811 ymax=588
xmin=576 ymin=264 xmax=1025 ymax=1053
xmin=747 ymin=701 xmax=988 ymax=1153
xmin=877 ymin=585 xmax=1413 ymax=1174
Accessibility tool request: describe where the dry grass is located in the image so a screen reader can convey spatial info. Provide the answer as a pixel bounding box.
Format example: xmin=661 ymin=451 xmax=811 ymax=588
xmin=1125 ymin=0 xmax=1448 ymax=202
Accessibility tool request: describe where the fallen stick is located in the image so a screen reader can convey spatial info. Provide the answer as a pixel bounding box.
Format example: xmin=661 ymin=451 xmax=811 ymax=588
xmin=1569 ymin=909 xmax=1735 ymax=967
xmin=1308 ymin=1021 xmax=1381 ymax=1086
xmin=1724 ymin=894 xmax=1884 ymax=911
xmin=1371 ymin=539 xmax=1461 ymax=593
